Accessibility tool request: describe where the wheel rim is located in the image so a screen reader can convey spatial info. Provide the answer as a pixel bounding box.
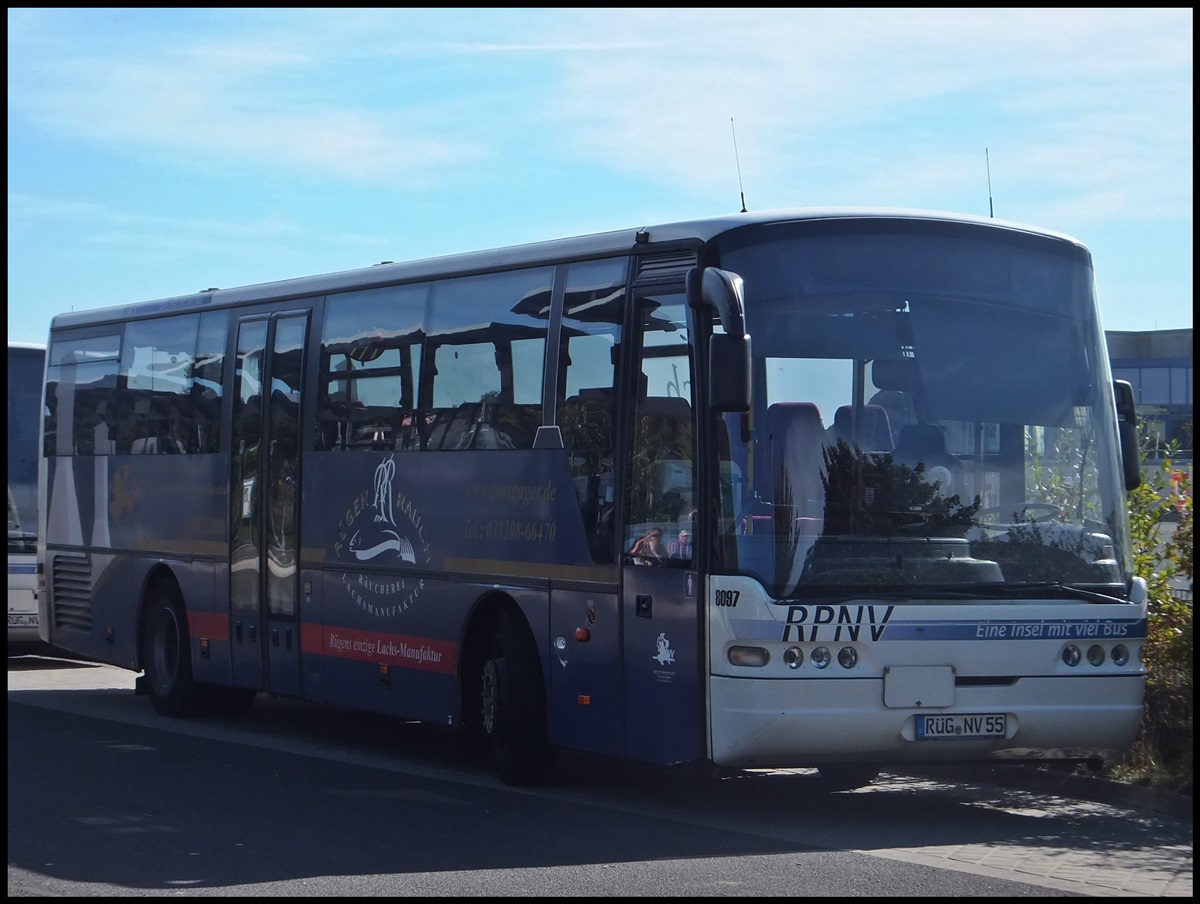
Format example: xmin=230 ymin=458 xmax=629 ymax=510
xmin=150 ymin=606 xmax=181 ymax=694
xmin=481 ymin=658 xmax=500 ymax=735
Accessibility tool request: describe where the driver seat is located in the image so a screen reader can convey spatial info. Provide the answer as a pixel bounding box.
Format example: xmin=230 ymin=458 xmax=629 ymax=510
xmin=891 ymin=423 xmax=962 ymax=490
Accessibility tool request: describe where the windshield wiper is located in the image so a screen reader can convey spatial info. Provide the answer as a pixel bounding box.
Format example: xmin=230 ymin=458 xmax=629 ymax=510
xmin=971 ymin=581 xmax=1126 ymax=603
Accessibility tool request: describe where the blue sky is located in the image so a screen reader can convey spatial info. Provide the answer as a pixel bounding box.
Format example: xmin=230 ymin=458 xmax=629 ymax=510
xmin=7 ymin=8 xmax=1193 ymax=345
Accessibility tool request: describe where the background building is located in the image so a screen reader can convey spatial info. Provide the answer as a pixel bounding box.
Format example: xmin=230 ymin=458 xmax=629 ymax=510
xmin=1107 ymin=328 xmax=1193 ymax=462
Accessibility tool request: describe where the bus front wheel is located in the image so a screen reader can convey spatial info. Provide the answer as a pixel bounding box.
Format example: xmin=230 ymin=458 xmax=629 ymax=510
xmin=479 ymin=609 xmax=557 ymax=787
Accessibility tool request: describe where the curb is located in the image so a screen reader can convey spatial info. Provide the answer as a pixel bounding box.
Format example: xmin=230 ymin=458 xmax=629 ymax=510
xmin=904 ymin=763 xmax=1192 ymax=822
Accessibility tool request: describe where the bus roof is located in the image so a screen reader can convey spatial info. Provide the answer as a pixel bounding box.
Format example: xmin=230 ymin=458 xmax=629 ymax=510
xmin=48 ymin=206 xmax=1085 ymax=332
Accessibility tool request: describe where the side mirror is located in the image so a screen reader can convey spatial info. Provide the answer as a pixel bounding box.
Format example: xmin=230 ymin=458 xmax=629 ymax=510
xmin=1113 ymin=379 xmax=1141 ymax=491
xmin=710 ymin=333 xmax=751 ymax=412
xmin=687 ymin=266 xmax=752 ymax=412
xmin=687 ymin=266 xmax=746 ymax=338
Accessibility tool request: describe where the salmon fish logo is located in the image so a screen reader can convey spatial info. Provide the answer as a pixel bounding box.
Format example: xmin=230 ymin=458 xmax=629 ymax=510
xmin=332 ymin=456 xmax=431 ymax=618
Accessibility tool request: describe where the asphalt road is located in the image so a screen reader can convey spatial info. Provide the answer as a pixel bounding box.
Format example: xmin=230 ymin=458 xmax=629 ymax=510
xmin=8 ymin=653 xmax=1193 ymax=897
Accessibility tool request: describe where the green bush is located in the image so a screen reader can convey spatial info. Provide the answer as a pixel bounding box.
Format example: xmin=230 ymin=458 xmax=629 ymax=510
xmin=1109 ymin=433 xmax=1193 ymax=793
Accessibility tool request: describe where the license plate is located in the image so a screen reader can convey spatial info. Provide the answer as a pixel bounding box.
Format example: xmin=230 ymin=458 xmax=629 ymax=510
xmin=915 ymin=713 xmax=1006 ymax=739
xmin=8 ymin=615 xmax=38 ymax=627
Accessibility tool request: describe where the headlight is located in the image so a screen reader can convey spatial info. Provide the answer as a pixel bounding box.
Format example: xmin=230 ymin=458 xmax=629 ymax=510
xmin=728 ymin=645 xmax=769 ymax=667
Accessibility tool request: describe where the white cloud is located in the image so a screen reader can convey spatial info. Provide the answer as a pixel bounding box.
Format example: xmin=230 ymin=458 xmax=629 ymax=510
xmin=534 ymin=8 xmax=1193 ymax=225
xmin=8 ymin=8 xmax=1191 ymax=216
xmin=7 ymin=10 xmax=1192 ymax=255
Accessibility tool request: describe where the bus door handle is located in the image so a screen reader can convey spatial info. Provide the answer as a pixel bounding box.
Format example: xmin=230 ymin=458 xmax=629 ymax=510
xmin=635 ymin=594 xmax=653 ymax=618
xmin=271 ymin=627 xmax=279 ymax=647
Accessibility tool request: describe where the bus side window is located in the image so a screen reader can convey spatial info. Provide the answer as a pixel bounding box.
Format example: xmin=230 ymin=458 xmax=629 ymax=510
xmin=53 ymin=352 xmax=120 ymax=456
xmin=317 ymin=283 xmax=427 ymax=453
xmin=560 ymin=387 xmax=616 ymax=558
xmin=557 ymin=257 xmax=628 ymax=562
xmin=424 ymin=267 xmax=554 ymax=452
xmin=640 ymin=395 xmax=694 ymax=521
xmin=426 ymin=403 xmax=479 ymax=450
xmin=624 ymin=289 xmax=695 ymax=564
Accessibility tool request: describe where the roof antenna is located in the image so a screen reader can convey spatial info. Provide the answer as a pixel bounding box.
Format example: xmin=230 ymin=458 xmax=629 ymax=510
xmin=985 ymin=147 xmax=995 ymax=218
xmin=731 ymin=117 xmax=748 ymax=213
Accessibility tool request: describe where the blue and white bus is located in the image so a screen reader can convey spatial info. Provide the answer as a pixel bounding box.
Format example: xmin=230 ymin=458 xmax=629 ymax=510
xmin=9 ymin=341 xmax=46 ymax=647
xmin=38 ymin=208 xmax=1147 ymax=787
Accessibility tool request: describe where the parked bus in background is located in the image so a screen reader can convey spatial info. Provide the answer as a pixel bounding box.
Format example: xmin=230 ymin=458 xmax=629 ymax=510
xmin=10 ymin=342 xmax=46 ymax=647
xmin=38 ymin=208 xmax=1147 ymax=787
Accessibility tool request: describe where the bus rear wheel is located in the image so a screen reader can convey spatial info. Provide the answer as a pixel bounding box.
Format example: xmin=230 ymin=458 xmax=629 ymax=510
xmin=139 ymin=583 xmax=258 ymax=718
xmin=479 ymin=609 xmax=557 ymax=787
xmin=140 ymin=582 xmax=205 ymax=717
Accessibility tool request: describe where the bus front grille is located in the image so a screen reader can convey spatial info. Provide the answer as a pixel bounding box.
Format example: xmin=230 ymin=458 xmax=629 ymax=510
xmin=52 ymin=553 xmax=94 ymax=631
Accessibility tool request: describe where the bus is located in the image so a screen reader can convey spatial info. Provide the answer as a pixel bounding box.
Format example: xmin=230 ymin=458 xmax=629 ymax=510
xmin=38 ymin=208 xmax=1148 ymax=787
xmin=10 ymin=342 xmax=46 ymax=647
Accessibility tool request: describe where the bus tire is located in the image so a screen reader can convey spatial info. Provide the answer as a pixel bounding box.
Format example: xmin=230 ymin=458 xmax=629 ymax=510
xmin=139 ymin=581 xmax=206 ymax=717
xmin=815 ymin=763 xmax=879 ymax=791
xmin=479 ymin=609 xmax=557 ymax=787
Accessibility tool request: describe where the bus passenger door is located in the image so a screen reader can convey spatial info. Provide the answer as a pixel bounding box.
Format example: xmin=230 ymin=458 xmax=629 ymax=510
xmin=229 ymin=311 xmax=309 ymax=698
xmin=620 ymin=291 xmax=704 ymax=766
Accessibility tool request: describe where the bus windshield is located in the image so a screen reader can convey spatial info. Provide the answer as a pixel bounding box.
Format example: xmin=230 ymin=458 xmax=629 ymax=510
xmin=714 ymin=219 xmax=1131 ymax=599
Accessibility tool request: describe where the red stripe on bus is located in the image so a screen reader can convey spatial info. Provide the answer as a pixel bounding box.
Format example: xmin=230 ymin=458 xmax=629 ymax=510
xmin=187 ymin=610 xmax=229 ymax=641
xmin=301 ymin=623 xmax=457 ymax=675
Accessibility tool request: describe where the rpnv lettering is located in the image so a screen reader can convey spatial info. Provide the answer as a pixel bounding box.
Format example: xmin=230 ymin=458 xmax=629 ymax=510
xmin=781 ymin=604 xmax=894 ymax=642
